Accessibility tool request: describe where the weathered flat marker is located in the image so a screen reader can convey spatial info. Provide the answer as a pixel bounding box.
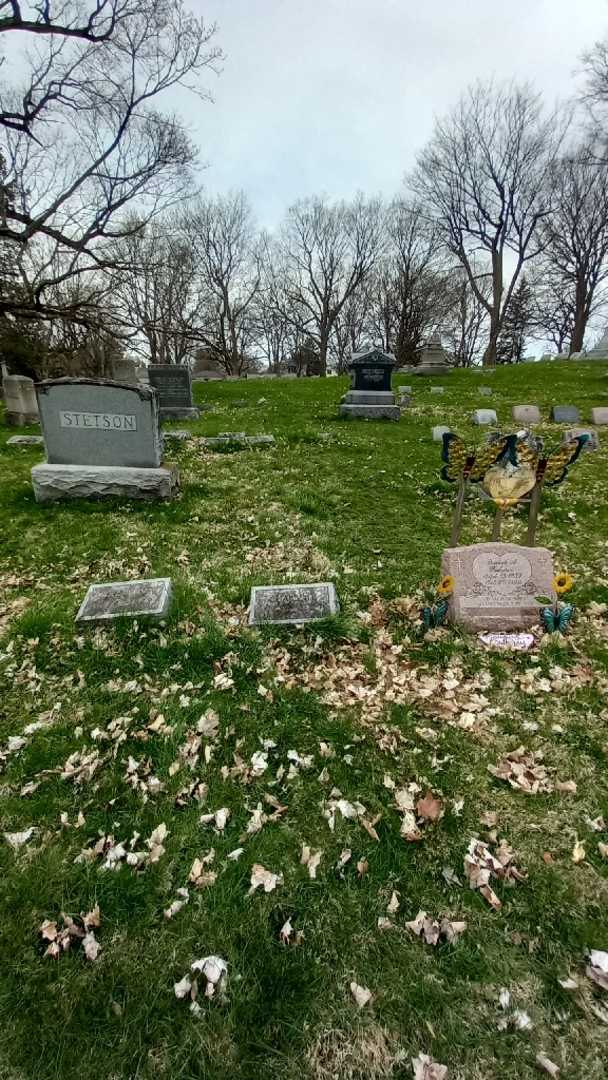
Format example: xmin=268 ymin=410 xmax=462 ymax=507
xmin=76 ymin=578 xmax=172 ymax=624
xmin=7 ymin=435 xmax=44 ymax=446
xmin=249 ymin=583 xmax=339 ymax=626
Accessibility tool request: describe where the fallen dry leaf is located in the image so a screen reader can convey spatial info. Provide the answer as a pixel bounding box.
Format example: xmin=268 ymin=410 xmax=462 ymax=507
xmin=248 ymin=863 xmax=283 ymax=895
xmin=536 ymin=1053 xmax=560 ymax=1077
xmin=412 ymin=1052 xmax=448 ymax=1079
xmin=300 ymin=845 xmax=322 ymax=880
xmin=350 ymin=982 xmax=372 ymax=1008
xmin=416 ymin=792 xmax=443 ymax=822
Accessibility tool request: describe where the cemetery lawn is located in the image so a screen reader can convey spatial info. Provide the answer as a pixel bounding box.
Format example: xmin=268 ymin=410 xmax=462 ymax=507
xmin=2 ymin=362 xmax=608 ymax=1080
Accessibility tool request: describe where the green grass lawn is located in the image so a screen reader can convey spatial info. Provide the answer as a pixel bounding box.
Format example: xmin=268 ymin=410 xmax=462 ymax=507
xmin=1 ymin=362 xmax=608 ymax=1080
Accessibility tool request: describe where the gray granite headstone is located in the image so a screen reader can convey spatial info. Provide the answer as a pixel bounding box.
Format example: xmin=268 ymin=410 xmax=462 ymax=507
xmin=3 ymin=375 xmax=39 ymax=426
xmin=551 ymin=405 xmax=580 ymax=423
xmin=479 ymin=387 xmax=493 ymax=396
xmin=430 ymin=386 xmax=445 ymax=395
xmin=590 ymin=407 xmax=608 ymax=425
xmin=148 ymin=365 xmax=199 ymax=420
xmin=512 ymin=404 xmax=541 ymax=424
xmin=442 ymin=543 xmax=554 ymax=631
xmin=249 ymin=582 xmax=339 ymax=625
xmin=471 ymin=409 xmax=498 ymax=425
xmin=76 ymin=578 xmax=172 ymax=623
xmin=432 ymin=425 xmax=452 ymax=442
xmin=36 ymin=378 xmax=162 ymax=467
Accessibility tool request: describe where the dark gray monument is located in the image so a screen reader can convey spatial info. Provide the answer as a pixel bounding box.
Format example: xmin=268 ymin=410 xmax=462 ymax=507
xmin=249 ymin=583 xmax=339 ymax=625
xmin=148 ymin=365 xmax=199 ymax=421
xmin=551 ymin=405 xmax=580 ymax=423
xmin=339 ymin=348 xmax=400 ymax=420
xmin=31 ymin=378 xmax=178 ymax=503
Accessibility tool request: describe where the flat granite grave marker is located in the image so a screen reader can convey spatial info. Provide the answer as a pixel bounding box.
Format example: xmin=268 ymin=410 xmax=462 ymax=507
xmin=471 ymin=409 xmax=498 ymax=425
xmin=76 ymin=578 xmax=172 ymax=623
xmin=551 ymin=405 xmax=580 ymax=423
xmin=3 ymin=375 xmax=39 ymax=426
xmin=479 ymin=387 xmax=493 ymax=396
xmin=7 ymin=435 xmax=44 ymax=446
xmin=31 ymin=378 xmax=178 ymax=503
xmin=442 ymin=542 xmax=554 ymax=631
xmin=512 ymin=404 xmax=541 ymax=424
xmin=249 ymin=582 xmax=339 ymax=625
xmin=590 ymin=407 xmax=608 ymax=425
xmin=430 ymin=386 xmax=445 ymax=395
xmin=563 ymin=427 xmax=599 ymax=450
xmin=148 ymin=365 xmax=199 ymax=421
xmin=202 ymin=433 xmax=275 ymax=448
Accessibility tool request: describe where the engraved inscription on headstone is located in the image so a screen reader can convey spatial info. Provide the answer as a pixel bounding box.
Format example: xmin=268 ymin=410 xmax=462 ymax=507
xmin=76 ymin=578 xmax=172 ymax=623
xmin=442 ymin=542 xmax=554 ymax=631
xmin=60 ymin=412 xmax=136 ymax=431
xmin=249 ymin=582 xmax=339 ymax=625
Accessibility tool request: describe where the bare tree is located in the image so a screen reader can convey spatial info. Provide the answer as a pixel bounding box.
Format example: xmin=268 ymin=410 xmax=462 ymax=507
xmin=539 ymin=144 xmax=608 ymax=353
xmin=186 ymin=191 xmax=260 ymax=375
xmin=276 ymin=194 xmax=384 ymax=374
xmin=410 ymin=81 xmax=565 ymax=366
xmin=0 ymin=0 xmax=222 ymax=322
xmin=110 ymin=214 xmax=201 ymax=365
xmin=441 ymin=265 xmax=490 ymax=366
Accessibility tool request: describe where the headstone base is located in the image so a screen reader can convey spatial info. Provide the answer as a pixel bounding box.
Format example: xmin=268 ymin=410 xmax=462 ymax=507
xmin=31 ymin=463 xmax=179 ymax=503
xmin=339 ymin=404 xmax=401 ymax=421
xmin=412 ymin=365 xmax=451 ymax=375
xmin=342 ymin=390 xmax=396 ymax=405
xmin=159 ymin=407 xmax=200 ymax=422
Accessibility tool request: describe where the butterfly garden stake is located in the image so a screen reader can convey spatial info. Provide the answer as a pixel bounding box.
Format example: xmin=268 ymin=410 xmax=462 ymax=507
xmin=511 ymin=435 xmax=589 ymax=546
xmin=441 ymin=433 xmax=510 ymax=546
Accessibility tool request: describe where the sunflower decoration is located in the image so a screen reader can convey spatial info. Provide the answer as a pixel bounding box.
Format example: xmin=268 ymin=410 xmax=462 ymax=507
xmin=420 ymin=576 xmax=454 ymax=629
xmin=437 ymin=575 xmax=454 ymax=597
xmin=541 ymin=572 xmax=575 ymax=634
xmin=552 ymin=572 xmax=574 ymax=596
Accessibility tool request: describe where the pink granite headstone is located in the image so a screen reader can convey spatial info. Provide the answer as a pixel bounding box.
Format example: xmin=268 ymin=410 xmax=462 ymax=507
xmin=442 ymin=542 xmax=554 ymax=631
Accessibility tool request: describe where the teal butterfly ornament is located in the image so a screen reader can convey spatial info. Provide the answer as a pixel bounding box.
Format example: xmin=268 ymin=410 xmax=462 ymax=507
xmin=420 ymin=598 xmax=449 ymax=630
xmin=541 ymin=604 xmax=575 ymax=634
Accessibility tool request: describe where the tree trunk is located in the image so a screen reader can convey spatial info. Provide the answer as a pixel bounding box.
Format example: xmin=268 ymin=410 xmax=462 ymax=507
xmin=569 ymin=277 xmax=588 ymax=354
xmin=318 ymin=331 xmax=329 ymax=376
xmin=482 ymin=250 xmax=503 ymax=367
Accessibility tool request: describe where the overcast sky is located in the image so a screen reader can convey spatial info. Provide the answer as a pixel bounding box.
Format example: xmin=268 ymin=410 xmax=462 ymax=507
xmin=185 ymin=0 xmax=608 ymax=227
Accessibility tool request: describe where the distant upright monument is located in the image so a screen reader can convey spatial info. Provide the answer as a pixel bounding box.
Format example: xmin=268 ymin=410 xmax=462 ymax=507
xmin=414 ymin=333 xmax=452 ymax=375
xmin=587 ymin=328 xmax=608 ymax=360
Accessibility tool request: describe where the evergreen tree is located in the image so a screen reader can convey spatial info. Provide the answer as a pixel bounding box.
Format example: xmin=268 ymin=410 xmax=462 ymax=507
xmin=496 ymin=276 xmax=534 ymax=363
